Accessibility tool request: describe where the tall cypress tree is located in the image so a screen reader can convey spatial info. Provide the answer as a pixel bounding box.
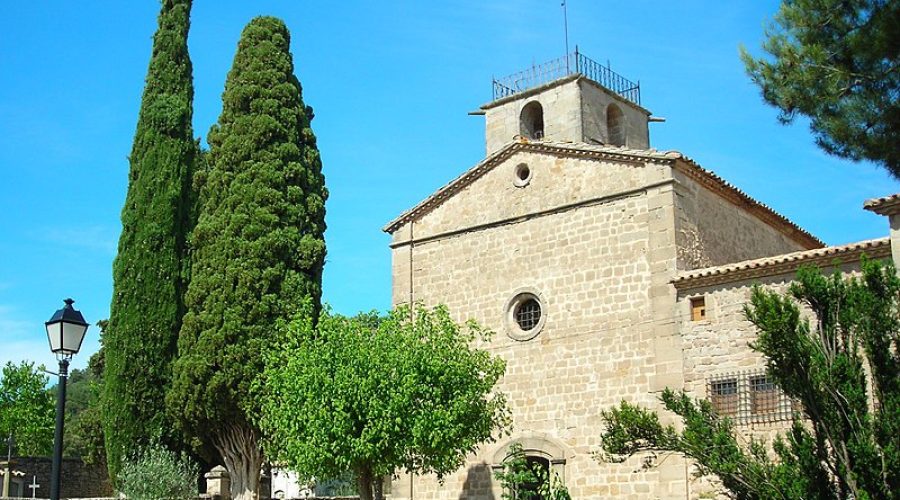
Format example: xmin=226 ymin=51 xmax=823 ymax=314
xmin=103 ymin=0 xmax=196 ymax=481
xmin=167 ymin=16 xmax=327 ymax=500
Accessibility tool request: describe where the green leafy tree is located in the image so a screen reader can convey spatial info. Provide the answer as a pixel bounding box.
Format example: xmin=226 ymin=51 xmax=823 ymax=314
xmin=598 ymin=259 xmax=900 ymax=499
xmin=741 ymin=0 xmax=900 ymax=177
xmin=0 ymin=361 xmax=54 ymax=456
xmin=103 ymin=0 xmax=197 ymax=480
xmin=167 ymin=16 xmax=326 ymax=500
xmin=259 ymin=305 xmax=511 ymax=500
xmin=494 ymin=443 xmax=571 ymax=500
xmin=118 ymin=442 xmax=198 ymax=500
xmin=64 ymin=348 xmax=107 ymax=465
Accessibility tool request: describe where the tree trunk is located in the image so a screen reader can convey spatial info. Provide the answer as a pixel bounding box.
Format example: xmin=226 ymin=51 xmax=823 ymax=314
xmin=356 ymin=465 xmax=374 ymax=500
xmin=373 ymin=477 xmax=384 ymax=500
xmin=213 ymin=423 xmax=263 ymax=500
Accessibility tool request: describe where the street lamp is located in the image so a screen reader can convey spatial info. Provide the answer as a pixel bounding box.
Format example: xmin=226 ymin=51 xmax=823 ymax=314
xmin=44 ymin=298 xmax=88 ymax=500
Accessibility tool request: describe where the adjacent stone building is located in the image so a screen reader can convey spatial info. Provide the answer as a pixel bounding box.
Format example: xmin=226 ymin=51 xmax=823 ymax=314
xmin=383 ymin=53 xmax=895 ymax=499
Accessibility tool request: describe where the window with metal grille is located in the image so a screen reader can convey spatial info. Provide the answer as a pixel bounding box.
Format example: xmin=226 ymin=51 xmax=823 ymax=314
xmin=750 ymin=375 xmax=778 ymax=415
xmin=515 ymin=299 xmax=542 ymax=331
xmin=710 ymin=378 xmax=738 ymax=417
xmin=707 ymin=370 xmax=797 ymax=425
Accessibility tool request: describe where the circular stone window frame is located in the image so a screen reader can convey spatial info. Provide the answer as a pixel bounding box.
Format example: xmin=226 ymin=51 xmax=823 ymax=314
xmin=513 ymin=162 xmax=533 ymax=188
xmin=504 ymin=288 xmax=547 ymax=341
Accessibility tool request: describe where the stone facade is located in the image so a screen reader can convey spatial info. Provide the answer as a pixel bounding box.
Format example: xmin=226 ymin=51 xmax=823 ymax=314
xmin=385 ymin=71 xmax=896 ymax=499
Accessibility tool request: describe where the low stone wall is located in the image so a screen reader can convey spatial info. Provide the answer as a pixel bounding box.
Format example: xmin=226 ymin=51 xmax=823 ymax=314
xmin=0 ymin=456 xmax=113 ymax=499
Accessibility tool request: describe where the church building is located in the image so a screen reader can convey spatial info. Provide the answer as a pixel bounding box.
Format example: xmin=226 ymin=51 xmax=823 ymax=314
xmin=383 ymin=52 xmax=897 ymax=499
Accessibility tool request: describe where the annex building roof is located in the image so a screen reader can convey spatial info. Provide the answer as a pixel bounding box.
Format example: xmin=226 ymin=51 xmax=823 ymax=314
xmin=673 ymin=237 xmax=891 ymax=289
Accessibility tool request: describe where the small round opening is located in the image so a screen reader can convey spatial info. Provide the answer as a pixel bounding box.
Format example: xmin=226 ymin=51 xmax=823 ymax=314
xmin=514 ymin=298 xmax=541 ymax=331
xmin=517 ymin=165 xmax=530 ymax=181
xmin=513 ymin=163 xmax=532 ymax=187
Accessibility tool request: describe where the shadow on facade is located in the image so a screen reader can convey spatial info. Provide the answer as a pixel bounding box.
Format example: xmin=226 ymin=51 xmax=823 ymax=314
xmin=458 ymin=462 xmax=496 ymax=500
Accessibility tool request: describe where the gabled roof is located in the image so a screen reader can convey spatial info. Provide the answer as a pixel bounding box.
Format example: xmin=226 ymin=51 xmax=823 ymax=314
xmin=383 ymin=140 xmax=824 ymax=249
xmin=673 ymin=237 xmax=891 ymax=289
xmin=864 ymin=193 xmax=900 ymax=215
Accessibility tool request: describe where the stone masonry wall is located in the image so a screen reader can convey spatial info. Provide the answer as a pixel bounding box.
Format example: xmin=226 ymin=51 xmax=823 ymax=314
xmin=389 ymin=153 xmax=688 ymax=499
xmin=579 ymin=79 xmax=650 ymax=149
xmin=673 ymin=167 xmax=813 ymax=270
xmin=484 ymin=81 xmax=583 ymax=155
xmin=0 ymin=456 xmax=112 ymax=499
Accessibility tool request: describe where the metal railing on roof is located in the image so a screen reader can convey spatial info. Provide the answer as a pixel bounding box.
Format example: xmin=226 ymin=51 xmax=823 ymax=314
xmin=491 ymin=48 xmax=641 ymax=106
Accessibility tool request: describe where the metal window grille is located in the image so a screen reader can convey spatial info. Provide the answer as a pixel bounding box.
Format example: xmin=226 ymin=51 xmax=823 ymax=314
xmin=707 ymin=370 xmax=797 ymax=425
xmin=710 ymin=378 xmax=738 ymax=417
xmin=515 ymin=299 xmax=541 ymax=331
xmin=492 ymin=49 xmax=641 ymax=106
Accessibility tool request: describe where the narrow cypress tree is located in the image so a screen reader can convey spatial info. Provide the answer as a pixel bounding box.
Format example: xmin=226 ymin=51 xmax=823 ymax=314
xmin=103 ymin=0 xmax=196 ymax=482
xmin=167 ymin=16 xmax=327 ymax=500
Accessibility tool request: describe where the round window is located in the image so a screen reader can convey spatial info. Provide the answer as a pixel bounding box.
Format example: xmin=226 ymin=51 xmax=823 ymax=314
xmin=505 ymin=290 xmax=546 ymax=341
xmin=513 ymin=163 xmax=532 ymax=187
xmin=515 ymin=298 xmax=541 ymax=331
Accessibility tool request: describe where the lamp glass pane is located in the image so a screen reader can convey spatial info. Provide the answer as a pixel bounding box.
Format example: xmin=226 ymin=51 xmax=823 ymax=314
xmin=47 ymin=323 xmax=63 ymax=352
xmin=61 ymin=321 xmax=87 ymax=353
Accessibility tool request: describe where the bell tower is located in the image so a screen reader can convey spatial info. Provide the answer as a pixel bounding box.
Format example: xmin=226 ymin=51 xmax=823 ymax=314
xmin=476 ymin=51 xmax=653 ymax=154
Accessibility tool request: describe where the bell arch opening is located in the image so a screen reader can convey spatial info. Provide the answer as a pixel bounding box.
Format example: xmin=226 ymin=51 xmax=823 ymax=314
xmin=520 ymin=101 xmax=545 ymax=140
xmin=606 ymin=103 xmax=626 ymax=146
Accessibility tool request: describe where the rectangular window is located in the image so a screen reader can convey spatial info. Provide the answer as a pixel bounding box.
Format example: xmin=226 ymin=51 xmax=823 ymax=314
xmin=690 ymin=296 xmax=706 ymax=321
xmin=750 ymin=375 xmax=778 ymax=415
xmin=709 ymin=378 xmax=738 ymax=416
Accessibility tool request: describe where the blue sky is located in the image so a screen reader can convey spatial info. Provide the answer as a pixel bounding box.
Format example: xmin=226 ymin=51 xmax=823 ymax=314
xmin=1 ymin=1 xmax=896 ymax=371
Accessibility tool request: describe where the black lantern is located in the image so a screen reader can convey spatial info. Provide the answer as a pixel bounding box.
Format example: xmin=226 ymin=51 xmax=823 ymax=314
xmin=45 ymin=298 xmax=88 ymax=500
xmin=45 ymin=298 xmax=88 ymax=358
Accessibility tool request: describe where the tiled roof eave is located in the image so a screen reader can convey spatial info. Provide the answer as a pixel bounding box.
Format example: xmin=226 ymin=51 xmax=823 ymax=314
xmin=673 ymin=238 xmax=891 ymax=290
xmin=864 ymin=193 xmax=900 ymax=215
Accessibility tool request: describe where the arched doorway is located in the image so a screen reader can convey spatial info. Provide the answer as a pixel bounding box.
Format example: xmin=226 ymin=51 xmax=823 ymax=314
xmin=491 ymin=436 xmax=567 ymax=499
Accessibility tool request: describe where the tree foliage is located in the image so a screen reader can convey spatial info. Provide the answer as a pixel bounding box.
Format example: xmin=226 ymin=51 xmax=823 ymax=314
xmin=63 ymin=348 xmax=107 ymax=465
xmin=741 ymin=0 xmax=900 ymax=177
xmin=103 ymin=0 xmax=197 ymax=480
xmin=259 ymin=305 xmax=511 ymax=500
xmin=0 ymin=361 xmax=54 ymax=457
xmin=167 ymin=15 xmax=326 ymax=500
xmin=598 ymin=259 xmax=900 ymax=499
xmin=493 ymin=443 xmax=571 ymax=500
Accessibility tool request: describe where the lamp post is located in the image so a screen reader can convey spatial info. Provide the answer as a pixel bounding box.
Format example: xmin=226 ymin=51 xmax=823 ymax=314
xmin=44 ymin=298 xmax=88 ymax=500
